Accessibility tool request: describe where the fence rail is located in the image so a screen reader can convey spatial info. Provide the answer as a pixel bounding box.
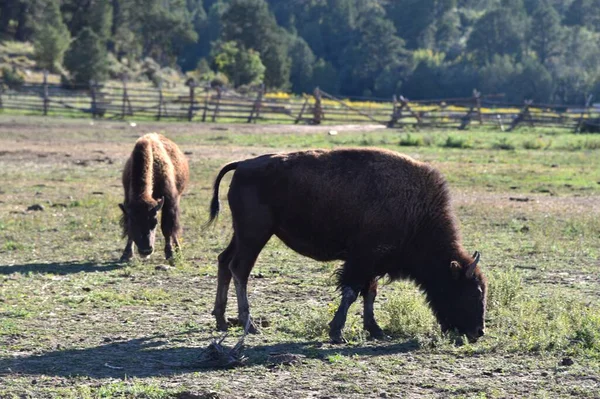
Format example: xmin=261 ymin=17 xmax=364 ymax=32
xmin=1 ymin=78 xmax=599 ymax=132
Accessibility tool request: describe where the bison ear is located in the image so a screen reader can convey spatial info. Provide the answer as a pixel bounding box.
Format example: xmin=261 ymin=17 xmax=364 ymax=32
xmin=119 ymin=203 xmax=127 ymax=215
xmin=152 ymin=197 xmax=164 ymax=214
xmin=465 ymin=251 xmax=480 ymax=279
xmin=450 ymin=261 xmax=461 ymax=280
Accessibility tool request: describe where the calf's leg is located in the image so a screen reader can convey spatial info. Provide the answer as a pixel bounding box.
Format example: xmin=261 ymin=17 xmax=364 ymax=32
xmin=212 ymin=237 xmax=235 ymax=331
xmin=120 ymin=238 xmax=134 ymax=262
xmin=161 ymin=198 xmax=180 ymax=260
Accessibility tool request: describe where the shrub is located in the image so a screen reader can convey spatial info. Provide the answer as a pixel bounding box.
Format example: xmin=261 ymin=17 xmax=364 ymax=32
xmin=443 ymin=135 xmax=473 ymax=149
xmin=492 ymin=137 xmax=516 ymax=150
xmin=399 ymin=133 xmax=425 ymax=147
xmin=1 ymin=67 xmax=24 ymax=89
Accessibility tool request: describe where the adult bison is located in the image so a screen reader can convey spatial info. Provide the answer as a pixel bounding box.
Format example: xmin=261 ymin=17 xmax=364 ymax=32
xmin=208 ymin=148 xmax=487 ymax=343
xmin=119 ymin=133 xmax=189 ymax=261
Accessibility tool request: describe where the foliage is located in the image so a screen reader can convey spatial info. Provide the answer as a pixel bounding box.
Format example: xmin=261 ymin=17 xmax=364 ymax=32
xmin=212 ymin=41 xmax=265 ymax=87
xmin=1 ymin=66 xmax=24 ymax=89
xmin=64 ymin=27 xmax=108 ymax=85
xmin=32 ymin=0 xmax=71 ymax=73
xmin=3 ymin=0 xmax=600 ymax=101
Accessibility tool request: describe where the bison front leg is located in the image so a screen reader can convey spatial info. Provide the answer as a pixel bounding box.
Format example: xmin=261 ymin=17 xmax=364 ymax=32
xmin=161 ymin=199 xmax=180 ymax=261
xmin=119 ymin=238 xmax=134 ymax=262
xmin=362 ymin=279 xmax=385 ymax=340
xmin=328 ymin=286 xmax=359 ymax=344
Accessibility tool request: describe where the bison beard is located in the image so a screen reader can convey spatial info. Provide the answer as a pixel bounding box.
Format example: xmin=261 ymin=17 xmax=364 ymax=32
xmin=208 ymin=148 xmax=487 ymax=343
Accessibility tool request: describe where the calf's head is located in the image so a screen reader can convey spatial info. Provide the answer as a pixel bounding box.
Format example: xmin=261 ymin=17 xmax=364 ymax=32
xmin=119 ymin=198 xmax=164 ymax=257
xmin=435 ymin=251 xmax=487 ymax=342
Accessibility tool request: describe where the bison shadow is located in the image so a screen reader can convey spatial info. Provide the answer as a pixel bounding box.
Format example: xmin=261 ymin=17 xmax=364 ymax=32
xmin=0 ymin=334 xmax=419 ymax=379
xmin=0 ymin=260 xmax=123 ymax=276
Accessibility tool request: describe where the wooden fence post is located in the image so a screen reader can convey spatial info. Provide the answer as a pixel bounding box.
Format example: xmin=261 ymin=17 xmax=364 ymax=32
xmin=398 ymin=96 xmax=422 ymax=128
xmin=474 ymin=89 xmax=483 ymax=125
xmin=248 ymin=84 xmax=264 ymax=123
xmin=120 ymin=76 xmax=133 ymax=119
xmin=89 ymin=80 xmax=97 ymax=119
xmin=388 ymin=95 xmax=401 ymax=127
xmin=42 ymin=70 xmax=49 ymax=116
xmin=187 ymin=79 xmax=196 ymax=122
xmin=0 ymin=84 xmax=3 ymax=111
xmin=201 ymin=86 xmax=209 ymax=122
xmin=157 ymin=82 xmax=163 ymax=121
xmin=312 ymin=87 xmax=323 ymax=124
xmin=295 ymin=94 xmax=309 ymax=124
xmin=212 ymin=86 xmax=222 ymax=122
xmin=507 ymin=100 xmax=533 ymax=131
xmin=575 ymin=94 xmax=594 ymax=133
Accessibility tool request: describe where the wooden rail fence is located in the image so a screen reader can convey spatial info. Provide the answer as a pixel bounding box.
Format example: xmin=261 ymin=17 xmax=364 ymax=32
xmin=1 ymin=78 xmax=599 ymax=132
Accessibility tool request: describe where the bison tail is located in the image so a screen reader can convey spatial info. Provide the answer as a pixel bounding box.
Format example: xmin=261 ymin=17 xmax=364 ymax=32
xmin=206 ymin=161 xmax=240 ymax=227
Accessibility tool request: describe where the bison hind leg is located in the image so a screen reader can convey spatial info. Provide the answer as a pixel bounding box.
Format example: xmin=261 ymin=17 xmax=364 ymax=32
xmin=361 ymin=279 xmax=386 ymax=340
xmin=212 ymin=237 xmax=236 ymax=331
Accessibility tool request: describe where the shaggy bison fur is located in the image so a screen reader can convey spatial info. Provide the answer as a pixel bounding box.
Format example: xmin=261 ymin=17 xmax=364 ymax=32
xmin=119 ymin=133 xmax=189 ymax=261
xmin=208 ymin=148 xmax=487 ymax=343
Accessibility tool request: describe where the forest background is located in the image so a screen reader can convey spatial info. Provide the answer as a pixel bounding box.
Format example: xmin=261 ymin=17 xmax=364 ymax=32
xmin=1 ymin=0 xmax=600 ymax=104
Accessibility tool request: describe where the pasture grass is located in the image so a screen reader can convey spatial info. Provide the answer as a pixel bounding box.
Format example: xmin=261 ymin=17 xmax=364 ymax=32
xmin=0 ymin=118 xmax=599 ymax=397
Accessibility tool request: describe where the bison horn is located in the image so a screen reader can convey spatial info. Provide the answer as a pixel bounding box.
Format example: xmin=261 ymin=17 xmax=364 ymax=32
xmin=152 ymin=197 xmax=164 ymax=213
xmin=466 ymin=251 xmax=480 ymax=278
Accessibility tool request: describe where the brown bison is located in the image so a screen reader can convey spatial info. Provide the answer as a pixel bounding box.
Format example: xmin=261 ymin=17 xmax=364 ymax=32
xmin=208 ymin=148 xmax=487 ymax=343
xmin=119 ymin=133 xmax=189 ymax=261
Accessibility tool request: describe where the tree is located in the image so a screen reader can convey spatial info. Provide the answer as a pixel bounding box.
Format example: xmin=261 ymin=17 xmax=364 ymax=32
xmin=32 ymin=0 xmax=71 ymax=72
xmin=138 ymin=0 xmax=198 ymax=65
xmin=565 ymin=0 xmax=600 ymax=32
xmin=64 ymin=27 xmax=108 ymax=85
xmin=529 ymin=0 xmax=564 ymax=64
xmin=221 ymin=0 xmax=291 ymax=88
xmin=510 ymin=57 xmax=554 ymax=102
xmin=288 ymin=36 xmax=315 ymax=94
xmin=467 ymin=8 xmax=527 ymax=64
xmin=62 ymin=0 xmax=112 ymax=39
xmin=212 ymin=41 xmax=266 ymax=87
xmin=385 ymin=0 xmax=458 ymax=50
xmin=339 ymin=11 xmax=409 ymax=96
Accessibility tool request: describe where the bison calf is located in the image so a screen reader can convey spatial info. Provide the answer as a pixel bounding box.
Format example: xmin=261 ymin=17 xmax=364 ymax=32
xmin=119 ymin=133 xmax=189 ymax=261
xmin=208 ymin=148 xmax=487 ymax=343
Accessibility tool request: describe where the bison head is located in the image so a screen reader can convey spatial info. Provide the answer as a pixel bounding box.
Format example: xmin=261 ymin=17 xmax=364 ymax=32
xmin=434 ymin=251 xmax=487 ymax=342
xmin=119 ymin=197 xmax=164 ymax=257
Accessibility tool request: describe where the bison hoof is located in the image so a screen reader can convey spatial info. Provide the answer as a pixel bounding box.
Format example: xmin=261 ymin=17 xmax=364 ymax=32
xmin=329 ymin=331 xmax=346 ymax=345
xmin=216 ymin=320 xmax=229 ymax=332
xmin=119 ymin=253 xmax=133 ymax=263
xmin=366 ymin=326 xmax=388 ymax=341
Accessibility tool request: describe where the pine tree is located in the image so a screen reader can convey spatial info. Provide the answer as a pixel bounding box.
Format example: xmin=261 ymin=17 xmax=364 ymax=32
xmin=33 ymin=0 xmax=71 ymax=72
xmin=529 ymin=0 xmax=563 ymax=64
xmin=64 ymin=27 xmax=109 ymax=85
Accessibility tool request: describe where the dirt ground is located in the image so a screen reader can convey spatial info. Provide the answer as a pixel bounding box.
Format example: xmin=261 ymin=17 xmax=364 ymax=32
xmin=1 ymin=116 xmax=599 ymax=398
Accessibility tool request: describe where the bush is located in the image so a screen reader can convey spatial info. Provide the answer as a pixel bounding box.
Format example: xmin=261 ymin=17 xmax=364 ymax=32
xmin=1 ymin=67 xmax=24 ymax=89
xmin=492 ymin=137 xmax=516 ymax=150
xmin=443 ymin=135 xmax=473 ymax=148
xmin=399 ymin=133 xmax=425 ymax=147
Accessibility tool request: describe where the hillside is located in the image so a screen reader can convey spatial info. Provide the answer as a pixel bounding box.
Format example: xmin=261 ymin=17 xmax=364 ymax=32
xmin=1 ymin=0 xmax=600 ymax=103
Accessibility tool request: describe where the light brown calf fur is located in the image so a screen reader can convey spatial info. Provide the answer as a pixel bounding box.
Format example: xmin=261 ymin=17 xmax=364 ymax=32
xmin=119 ymin=133 xmax=189 ymax=261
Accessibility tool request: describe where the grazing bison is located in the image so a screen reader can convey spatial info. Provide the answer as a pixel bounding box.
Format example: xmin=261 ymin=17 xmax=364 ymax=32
xmin=208 ymin=148 xmax=487 ymax=343
xmin=119 ymin=133 xmax=189 ymax=261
